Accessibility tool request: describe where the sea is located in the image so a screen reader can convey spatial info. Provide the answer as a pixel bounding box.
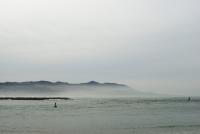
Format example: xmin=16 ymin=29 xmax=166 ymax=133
xmin=0 ymin=97 xmax=200 ymax=134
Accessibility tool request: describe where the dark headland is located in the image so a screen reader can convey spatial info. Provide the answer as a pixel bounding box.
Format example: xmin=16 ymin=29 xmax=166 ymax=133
xmin=0 ymin=80 xmax=127 ymax=87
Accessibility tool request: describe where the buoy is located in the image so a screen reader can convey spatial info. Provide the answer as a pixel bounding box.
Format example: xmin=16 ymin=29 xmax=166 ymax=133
xmin=188 ymin=97 xmax=191 ymax=101
xmin=54 ymin=102 xmax=57 ymax=108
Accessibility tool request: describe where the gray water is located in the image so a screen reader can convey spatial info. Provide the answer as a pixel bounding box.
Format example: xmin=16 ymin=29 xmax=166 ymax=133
xmin=0 ymin=97 xmax=200 ymax=134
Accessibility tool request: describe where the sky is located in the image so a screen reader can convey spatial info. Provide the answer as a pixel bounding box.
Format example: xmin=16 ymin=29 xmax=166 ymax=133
xmin=0 ymin=0 xmax=200 ymax=95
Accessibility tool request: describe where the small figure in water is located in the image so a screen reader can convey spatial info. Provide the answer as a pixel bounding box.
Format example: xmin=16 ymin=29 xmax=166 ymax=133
xmin=54 ymin=102 xmax=57 ymax=108
xmin=188 ymin=97 xmax=191 ymax=102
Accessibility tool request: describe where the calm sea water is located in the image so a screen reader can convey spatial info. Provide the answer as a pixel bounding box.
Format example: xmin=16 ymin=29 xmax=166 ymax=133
xmin=0 ymin=97 xmax=200 ymax=134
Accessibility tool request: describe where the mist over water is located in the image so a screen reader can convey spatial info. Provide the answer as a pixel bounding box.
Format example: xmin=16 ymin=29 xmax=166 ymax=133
xmin=0 ymin=86 xmax=149 ymax=98
xmin=0 ymin=81 xmax=155 ymax=98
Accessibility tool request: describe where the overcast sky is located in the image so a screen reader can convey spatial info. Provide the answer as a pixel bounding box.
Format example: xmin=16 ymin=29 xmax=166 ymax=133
xmin=0 ymin=0 xmax=200 ymax=95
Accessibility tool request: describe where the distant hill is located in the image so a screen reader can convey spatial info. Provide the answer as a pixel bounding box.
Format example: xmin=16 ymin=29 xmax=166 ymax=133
xmin=0 ymin=81 xmax=151 ymax=97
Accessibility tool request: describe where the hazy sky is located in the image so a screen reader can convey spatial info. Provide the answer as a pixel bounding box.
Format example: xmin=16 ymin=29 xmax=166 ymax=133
xmin=0 ymin=0 xmax=200 ymax=95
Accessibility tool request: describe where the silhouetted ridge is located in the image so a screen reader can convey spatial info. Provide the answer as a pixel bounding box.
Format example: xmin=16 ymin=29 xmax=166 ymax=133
xmin=80 ymin=81 xmax=100 ymax=85
xmin=0 ymin=81 xmax=70 ymax=86
xmin=0 ymin=81 xmax=128 ymax=87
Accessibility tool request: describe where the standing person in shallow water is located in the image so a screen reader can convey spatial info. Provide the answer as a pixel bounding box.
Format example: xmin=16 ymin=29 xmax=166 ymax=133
xmin=54 ymin=102 xmax=57 ymax=108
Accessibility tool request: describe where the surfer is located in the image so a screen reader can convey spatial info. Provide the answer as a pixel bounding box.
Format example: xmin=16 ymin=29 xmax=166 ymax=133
xmin=54 ymin=102 xmax=57 ymax=108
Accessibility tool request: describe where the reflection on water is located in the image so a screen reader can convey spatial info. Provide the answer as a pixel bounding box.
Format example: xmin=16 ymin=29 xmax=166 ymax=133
xmin=0 ymin=97 xmax=200 ymax=134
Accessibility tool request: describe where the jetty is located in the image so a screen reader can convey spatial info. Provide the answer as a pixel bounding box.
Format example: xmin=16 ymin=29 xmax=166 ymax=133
xmin=0 ymin=97 xmax=70 ymax=100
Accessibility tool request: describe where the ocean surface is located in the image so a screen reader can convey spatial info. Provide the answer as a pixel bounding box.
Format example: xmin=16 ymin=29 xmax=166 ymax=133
xmin=0 ymin=97 xmax=200 ymax=134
